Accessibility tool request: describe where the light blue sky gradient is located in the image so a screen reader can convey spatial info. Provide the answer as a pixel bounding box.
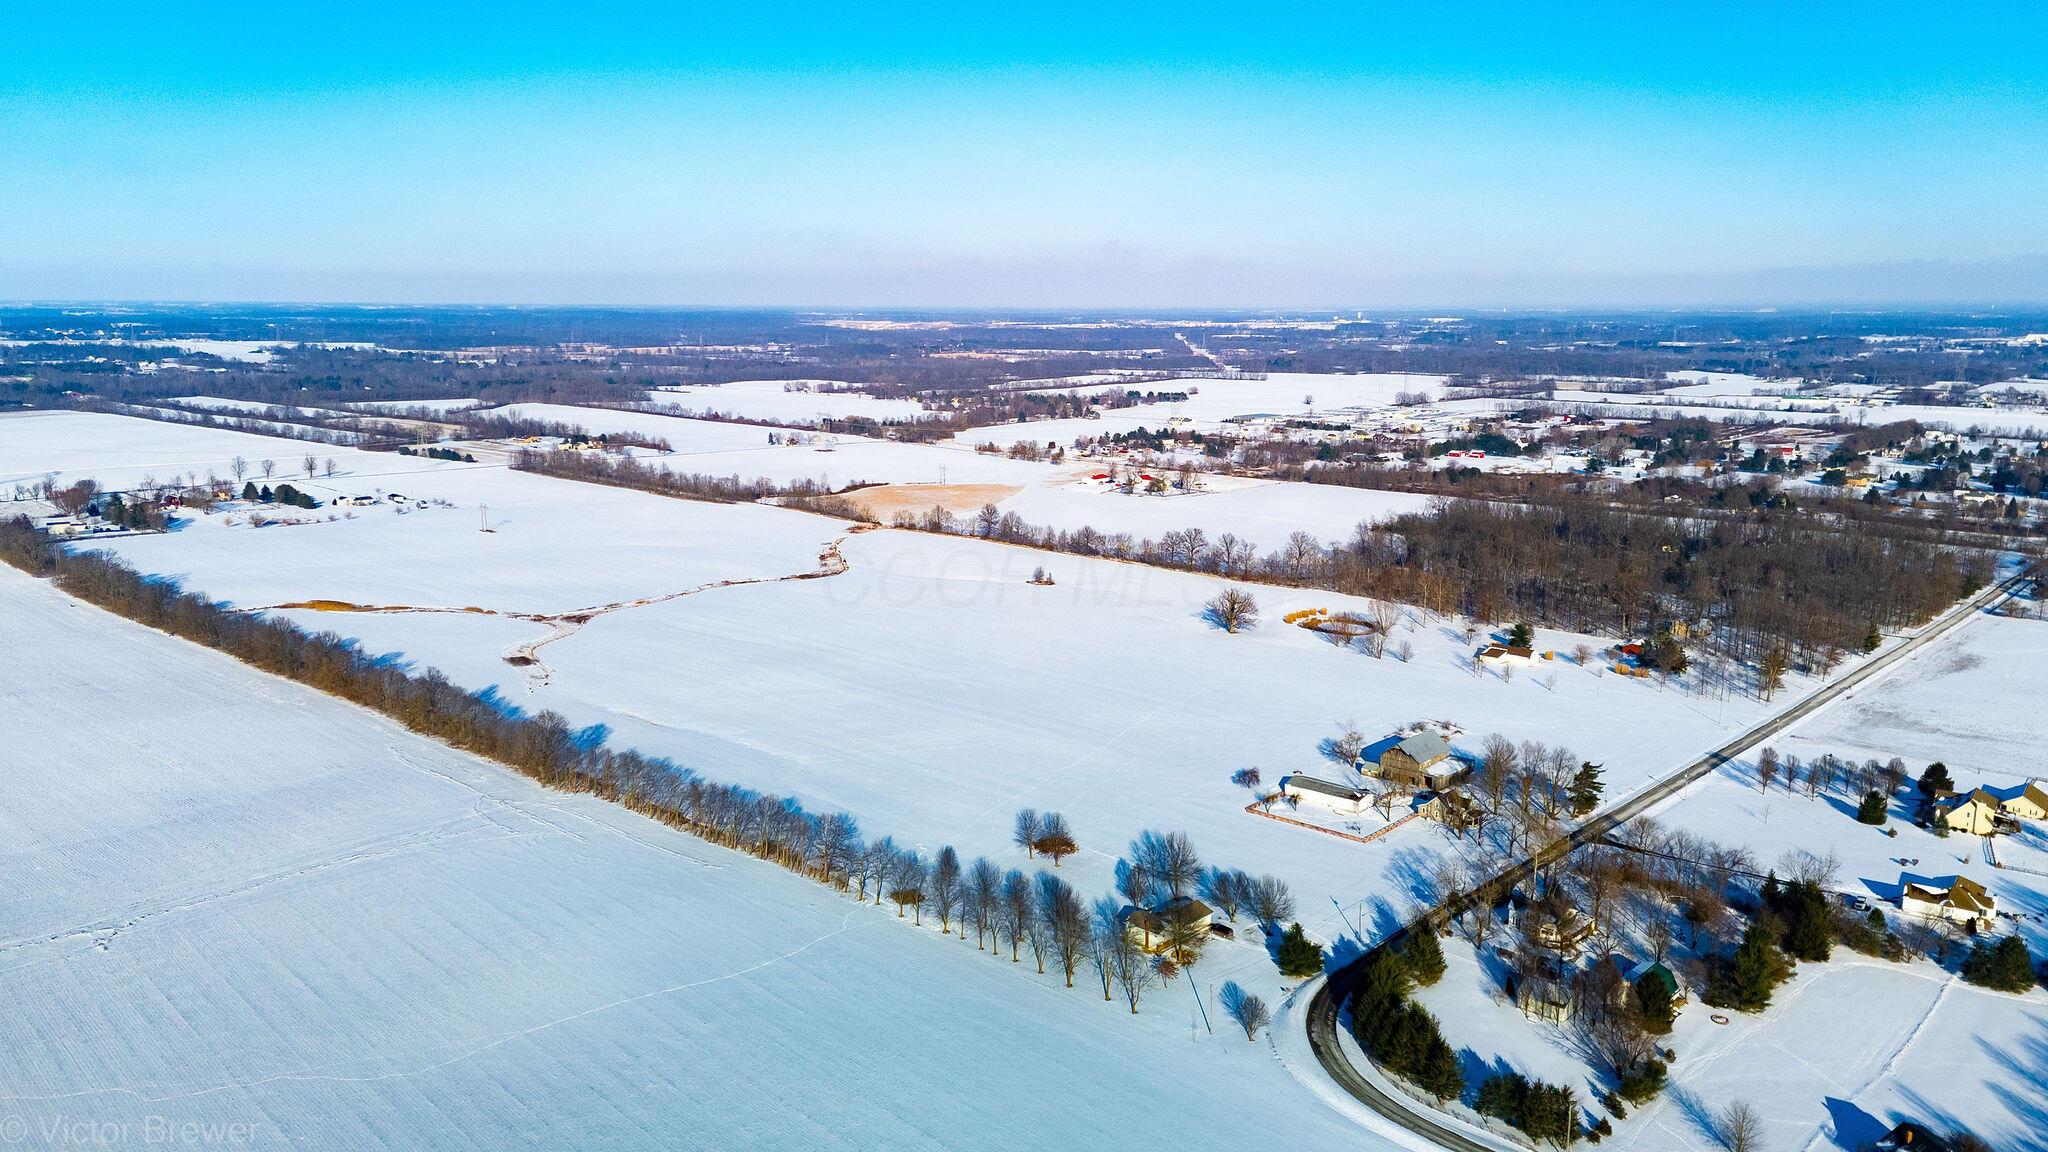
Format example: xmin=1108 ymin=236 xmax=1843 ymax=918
xmin=4 ymin=3 xmax=2045 ymax=307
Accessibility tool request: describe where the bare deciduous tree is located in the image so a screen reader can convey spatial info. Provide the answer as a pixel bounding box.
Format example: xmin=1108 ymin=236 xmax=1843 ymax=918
xmin=888 ymin=854 xmax=926 ymax=923
xmin=1249 ymin=874 xmax=1295 ymax=930
xmin=1000 ymin=869 xmax=1032 ymax=962
xmin=967 ymin=857 xmax=1002 ymax=949
xmin=1206 ymin=586 xmax=1260 ymax=633
xmin=1103 ymin=920 xmax=1155 ymax=1013
xmin=1040 ymin=873 xmax=1088 ymax=987
xmin=926 ymin=846 xmax=963 ymax=934
xmin=1720 ymin=1101 xmax=1762 ymax=1152
xmin=1013 ymin=808 xmax=1043 ymax=857
xmin=811 ymin=812 xmax=860 ymax=887
xmin=1220 ymin=981 xmax=1270 ymax=1040
xmin=1134 ymin=830 xmax=1201 ymax=900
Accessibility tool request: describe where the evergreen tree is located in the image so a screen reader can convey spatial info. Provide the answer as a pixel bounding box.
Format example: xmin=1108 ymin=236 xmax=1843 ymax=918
xmin=1635 ymin=973 xmax=1675 ymax=1035
xmin=1919 ymin=762 xmax=1954 ymax=797
xmin=1508 ymin=622 xmax=1534 ymax=648
xmin=1856 ymin=790 xmax=1889 ymax=825
xmin=1477 ymin=1071 xmax=1531 ymax=1127
xmin=1416 ymin=1034 xmax=1465 ymax=1103
xmin=241 ymin=480 xmax=259 ymax=501
xmin=1961 ymin=936 xmax=2037 ymax=993
xmin=1276 ymin=922 xmax=1325 ymax=978
xmin=1862 ymin=622 xmax=1882 ymax=652
xmin=1709 ymin=921 xmax=1782 ymax=1012
xmin=1569 ymin=761 xmax=1605 ymax=816
xmin=1400 ymin=927 xmax=1447 ymax=986
xmin=1351 ymin=948 xmax=1413 ymax=1016
xmin=1616 ymin=1057 xmax=1667 ymax=1104
xmin=1778 ymin=881 xmax=1832 ymax=963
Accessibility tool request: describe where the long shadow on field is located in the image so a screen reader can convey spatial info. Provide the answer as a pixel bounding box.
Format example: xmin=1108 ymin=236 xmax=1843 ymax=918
xmin=1822 ymin=1097 xmax=1886 ymax=1152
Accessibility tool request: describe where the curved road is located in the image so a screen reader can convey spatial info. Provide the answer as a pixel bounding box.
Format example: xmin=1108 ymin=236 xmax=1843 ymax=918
xmin=1305 ymin=571 xmax=2030 ymax=1151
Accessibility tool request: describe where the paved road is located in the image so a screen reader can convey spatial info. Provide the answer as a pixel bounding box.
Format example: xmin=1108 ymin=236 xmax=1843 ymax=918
xmin=1305 ymin=571 xmax=2029 ymax=1151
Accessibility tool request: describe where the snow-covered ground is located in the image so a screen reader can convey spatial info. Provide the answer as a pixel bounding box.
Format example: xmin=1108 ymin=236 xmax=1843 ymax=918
xmin=0 ymin=411 xmax=413 ymax=493
xmin=957 ymin=372 xmax=1451 ymax=449
xmin=0 ymin=563 xmax=1398 ymax=1152
xmin=1661 ymin=371 xmax=1804 ymax=397
xmin=87 ymin=506 xmax=1812 ymax=964
xmin=340 ymin=397 xmax=486 ymax=414
xmin=27 ymin=412 xmax=1855 ymax=970
xmin=489 ymin=403 xmax=1431 ymax=544
xmin=648 ymin=378 xmax=931 ymax=423
xmin=163 ymin=395 xmax=349 ymax=419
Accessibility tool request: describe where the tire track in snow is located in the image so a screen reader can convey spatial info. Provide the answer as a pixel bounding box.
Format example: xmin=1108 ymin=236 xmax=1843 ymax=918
xmin=249 ymin=531 xmax=857 ymax=691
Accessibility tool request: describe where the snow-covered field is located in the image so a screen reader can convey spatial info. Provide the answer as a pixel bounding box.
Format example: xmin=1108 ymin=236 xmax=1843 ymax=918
xmin=488 ymin=403 xmax=1431 ymax=544
xmin=0 ymin=411 xmax=414 ymax=493
xmin=493 ymin=403 xmax=1048 ymax=487
xmin=80 ymin=483 xmax=1811 ymax=965
xmin=341 ymin=397 xmax=485 ymax=414
xmin=957 ymin=371 xmax=1451 ymax=449
xmin=0 ymin=563 xmax=1395 ymax=1151
xmin=23 ymin=412 xmax=1854 ymax=969
xmin=163 ymin=395 xmax=349 ymax=419
xmin=649 ymin=378 xmax=930 ymax=423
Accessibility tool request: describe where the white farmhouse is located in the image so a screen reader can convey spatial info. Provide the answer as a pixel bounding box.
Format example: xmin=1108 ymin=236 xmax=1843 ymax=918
xmin=1898 ymin=875 xmax=1997 ymax=932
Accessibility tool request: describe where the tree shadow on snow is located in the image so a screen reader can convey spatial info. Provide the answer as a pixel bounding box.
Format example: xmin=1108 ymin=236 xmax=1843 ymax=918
xmin=471 ymin=684 xmax=529 ymax=721
xmin=570 ymin=723 xmax=610 ymax=753
xmin=1822 ymin=1097 xmax=1886 ymax=1152
xmin=1667 ymin=1084 xmax=1724 ymax=1147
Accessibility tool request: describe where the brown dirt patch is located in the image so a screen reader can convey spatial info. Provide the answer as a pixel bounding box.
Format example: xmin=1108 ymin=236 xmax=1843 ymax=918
xmin=846 ymin=483 xmax=1024 ymax=520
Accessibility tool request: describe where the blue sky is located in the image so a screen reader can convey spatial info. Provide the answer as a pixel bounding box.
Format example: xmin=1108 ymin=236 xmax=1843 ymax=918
xmin=4 ymin=2 xmax=2045 ymax=307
